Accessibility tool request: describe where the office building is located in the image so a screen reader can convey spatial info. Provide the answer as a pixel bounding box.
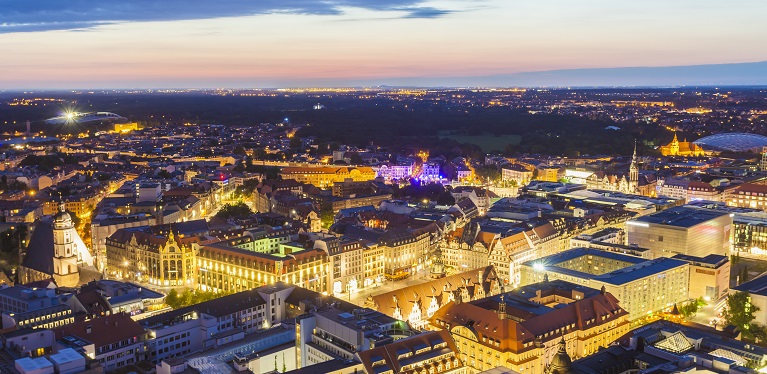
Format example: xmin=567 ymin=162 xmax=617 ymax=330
xmin=626 ymin=206 xmax=732 ymax=258
xmin=521 ymin=248 xmax=689 ymax=320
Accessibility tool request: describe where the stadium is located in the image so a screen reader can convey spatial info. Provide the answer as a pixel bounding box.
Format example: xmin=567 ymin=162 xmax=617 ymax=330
xmin=693 ymin=132 xmax=767 ymax=153
xmin=45 ymin=112 xmax=128 ymax=125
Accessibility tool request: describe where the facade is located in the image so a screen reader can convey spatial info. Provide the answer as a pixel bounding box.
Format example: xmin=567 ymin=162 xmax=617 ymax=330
xmin=520 ymin=248 xmax=690 ymax=320
xmin=313 ymin=236 xmax=365 ymax=296
xmin=367 ymin=266 xmax=501 ymax=330
xmin=727 ymin=183 xmax=767 ymax=211
xmin=376 ymin=163 xmax=414 ymax=181
xmin=55 ymin=313 xmax=145 ymax=371
xmin=106 ymin=228 xmax=198 ymax=287
xmin=381 ymin=229 xmax=431 ymax=279
xmin=732 ymin=213 xmax=767 ymax=255
xmin=672 ymin=254 xmax=730 ymax=301
xmin=106 ymin=223 xmax=330 ymax=294
xmin=297 ymin=307 xmax=406 ymax=368
xmin=536 ymin=166 xmax=565 ymax=182
xmin=502 ymin=164 xmax=533 ymax=186
xmin=626 ymin=206 xmax=732 ymax=258
xmin=422 ymin=162 xmax=441 ymax=181
xmin=362 ymin=242 xmax=384 ymax=288
xmin=660 ymin=133 xmax=706 ymax=157
xmin=279 ymin=167 xmax=377 ymax=188
xmin=140 ymin=287 xmax=280 ymax=363
xmin=19 ymin=204 xmax=96 ymax=287
xmin=428 ymin=281 xmax=630 ymax=374
xmin=0 ymin=286 xmax=75 ymax=330
xmin=197 ymin=244 xmax=328 ymax=294
xmin=356 ymin=330 xmax=467 ymax=374
xmin=487 ymin=223 xmax=560 ymax=286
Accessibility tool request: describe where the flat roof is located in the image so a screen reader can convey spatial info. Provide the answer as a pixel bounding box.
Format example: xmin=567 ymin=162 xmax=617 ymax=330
xmin=48 ymin=348 xmax=85 ymax=365
xmin=523 ymin=247 xmax=646 ymax=268
xmin=631 ymin=206 xmax=729 ymax=228
xmin=526 ymin=248 xmax=688 ymax=286
xmin=733 ymin=273 xmax=767 ymax=296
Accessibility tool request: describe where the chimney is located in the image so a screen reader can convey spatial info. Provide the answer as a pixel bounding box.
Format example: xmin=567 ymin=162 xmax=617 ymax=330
xmin=25 ymin=120 xmax=31 ymax=135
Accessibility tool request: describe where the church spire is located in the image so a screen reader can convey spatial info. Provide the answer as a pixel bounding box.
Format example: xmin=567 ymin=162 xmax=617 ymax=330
xmin=498 ymin=294 xmax=506 ymax=320
xmin=629 ymin=140 xmax=639 ymax=193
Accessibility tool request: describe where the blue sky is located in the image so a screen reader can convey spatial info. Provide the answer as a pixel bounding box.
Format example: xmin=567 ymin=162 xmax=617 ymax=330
xmin=1 ymin=0 xmax=765 ymax=88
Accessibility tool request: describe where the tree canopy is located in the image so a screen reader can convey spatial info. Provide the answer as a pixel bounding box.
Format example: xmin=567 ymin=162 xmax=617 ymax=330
xmin=723 ymin=291 xmax=767 ymax=342
xmin=215 ymin=202 xmax=254 ymax=219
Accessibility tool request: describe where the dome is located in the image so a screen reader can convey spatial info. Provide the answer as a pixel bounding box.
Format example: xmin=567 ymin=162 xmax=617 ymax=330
xmin=52 ymin=202 xmax=74 ymax=229
xmin=693 ymin=133 xmax=767 ymax=152
xmin=546 ymin=339 xmax=574 ymax=374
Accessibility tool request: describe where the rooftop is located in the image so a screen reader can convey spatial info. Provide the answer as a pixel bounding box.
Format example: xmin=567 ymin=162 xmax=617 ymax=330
xmin=630 ymin=206 xmax=729 ymax=228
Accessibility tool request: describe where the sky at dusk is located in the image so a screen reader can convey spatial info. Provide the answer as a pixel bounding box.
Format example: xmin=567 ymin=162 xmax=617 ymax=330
xmin=1 ymin=0 xmax=766 ymax=88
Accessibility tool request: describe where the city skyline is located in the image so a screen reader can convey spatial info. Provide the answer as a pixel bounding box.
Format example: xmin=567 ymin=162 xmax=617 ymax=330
xmin=2 ymin=0 xmax=767 ymax=89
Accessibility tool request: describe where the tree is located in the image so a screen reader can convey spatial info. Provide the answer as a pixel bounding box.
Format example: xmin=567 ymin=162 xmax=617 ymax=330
xmin=723 ymin=291 xmax=766 ymax=342
xmin=320 ymin=204 xmax=335 ymax=229
xmin=233 ymin=145 xmax=247 ymax=155
xmin=215 ymin=202 xmax=254 ymax=219
xmin=679 ymin=297 xmax=706 ymax=317
xmin=436 ymin=191 xmax=456 ymax=206
xmin=348 ymin=152 xmax=363 ymax=165
xmin=166 ymin=289 xmax=179 ymax=308
xmin=474 ymin=165 xmax=500 ymax=184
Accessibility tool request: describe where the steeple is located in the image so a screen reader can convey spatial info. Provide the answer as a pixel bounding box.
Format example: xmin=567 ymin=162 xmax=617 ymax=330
xmin=629 ymin=140 xmax=639 ymax=193
xmin=498 ymin=294 xmax=506 ymax=320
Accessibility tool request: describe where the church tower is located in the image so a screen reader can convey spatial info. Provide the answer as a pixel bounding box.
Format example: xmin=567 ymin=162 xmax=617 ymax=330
xmin=670 ymin=132 xmax=680 ymax=156
xmin=629 ymin=141 xmax=639 ymax=193
xmin=52 ymin=202 xmax=80 ymax=287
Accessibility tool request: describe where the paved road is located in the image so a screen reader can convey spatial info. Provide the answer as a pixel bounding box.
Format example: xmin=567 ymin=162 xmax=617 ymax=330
xmin=688 ymin=297 xmax=728 ymax=329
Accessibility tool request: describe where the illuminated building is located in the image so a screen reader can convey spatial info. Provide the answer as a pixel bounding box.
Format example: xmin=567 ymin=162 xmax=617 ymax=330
xmin=726 ymin=183 xmax=767 ymax=210
xmin=660 ymin=133 xmax=705 ymax=157
xmin=106 ymin=223 xmax=330 ymax=293
xmin=297 ymin=306 xmax=410 ymax=368
xmin=671 ymin=254 xmax=730 ymax=301
xmin=626 ymin=206 xmax=732 ymax=258
xmin=502 ymin=164 xmax=533 ymax=186
xmin=55 ymin=313 xmax=145 ymax=371
xmin=521 ymin=248 xmax=689 ymax=320
xmin=376 ymin=162 xmax=415 ymax=181
xmin=311 ymin=235 xmax=364 ymax=297
xmin=422 ymin=162 xmax=441 ymax=181
xmin=106 ymin=228 xmax=198 ymax=287
xmin=366 ymin=266 xmax=501 ymax=330
xmin=356 ymin=330 xmax=467 ymax=374
xmin=19 ymin=203 xmax=96 ymax=287
xmin=114 ymin=122 xmax=139 ymax=133
xmin=0 ymin=286 xmax=75 ymax=330
xmin=428 ymin=280 xmax=630 ymax=373
xmin=536 ymin=166 xmax=565 ymax=183
xmin=279 ymin=167 xmax=376 ymax=188
xmin=198 ymin=244 xmax=328 ymax=294
xmin=571 ymin=320 xmax=767 ymax=374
